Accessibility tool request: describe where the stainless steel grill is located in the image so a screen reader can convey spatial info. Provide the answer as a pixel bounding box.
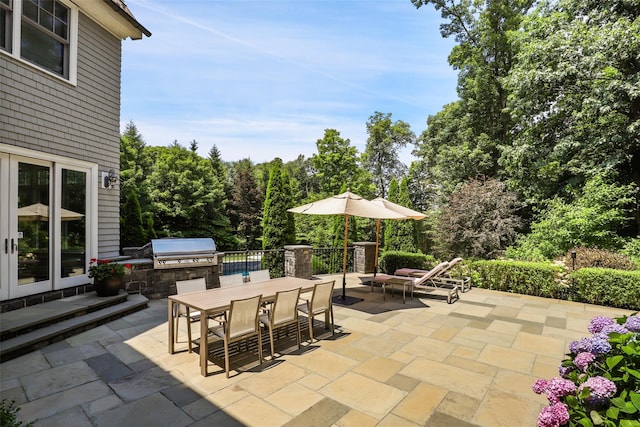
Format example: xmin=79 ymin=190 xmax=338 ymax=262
xmin=152 ymin=238 xmax=217 ymax=270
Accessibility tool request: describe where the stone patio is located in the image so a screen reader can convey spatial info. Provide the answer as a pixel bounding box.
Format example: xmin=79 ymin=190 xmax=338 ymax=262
xmin=1 ymin=273 xmax=634 ymax=426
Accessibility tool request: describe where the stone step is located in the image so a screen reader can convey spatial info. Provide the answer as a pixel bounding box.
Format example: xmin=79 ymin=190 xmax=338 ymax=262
xmin=0 ymin=294 xmax=148 ymax=362
xmin=0 ymin=292 xmax=129 ymax=341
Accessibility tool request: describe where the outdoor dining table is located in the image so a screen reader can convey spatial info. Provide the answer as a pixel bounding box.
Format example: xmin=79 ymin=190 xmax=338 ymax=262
xmin=168 ymin=276 xmax=318 ymax=376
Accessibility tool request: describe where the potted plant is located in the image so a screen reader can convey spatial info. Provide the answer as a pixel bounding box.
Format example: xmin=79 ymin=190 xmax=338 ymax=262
xmin=88 ymin=258 xmax=130 ymax=296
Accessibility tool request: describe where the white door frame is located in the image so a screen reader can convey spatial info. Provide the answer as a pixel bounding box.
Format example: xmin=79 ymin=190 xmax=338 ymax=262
xmin=0 ymin=145 xmax=98 ymax=300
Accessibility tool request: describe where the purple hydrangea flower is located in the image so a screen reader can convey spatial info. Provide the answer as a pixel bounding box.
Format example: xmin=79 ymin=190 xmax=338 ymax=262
xmin=574 ymin=352 xmax=596 ymax=372
xmin=578 ymin=376 xmax=616 ymax=407
xmin=558 ymin=365 xmax=573 ymax=378
xmin=623 ymin=316 xmax=640 ymax=332
xmin=537 ymin=402 xmax=570 ymax=427
xmin=600 ymin=323 xmax=629 ymax=335
xmin=588 ymin=316 xmax=616 ymax=334
xmin=590 ymin=335 xmax=612 ymax=355
xmin=545 ymin=377 xmax=577 ymax=404
xmin=569 ymin=337 xmax=592 ymax=354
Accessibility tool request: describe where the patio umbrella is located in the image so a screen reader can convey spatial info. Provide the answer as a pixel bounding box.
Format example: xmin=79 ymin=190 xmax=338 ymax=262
xmin=370 ymin=197 xmax=426 ymax=277
xmin=288 ymin=191 xmax=405 ymax=304
xmin=17 ymin=203 xmax=84 ymax=221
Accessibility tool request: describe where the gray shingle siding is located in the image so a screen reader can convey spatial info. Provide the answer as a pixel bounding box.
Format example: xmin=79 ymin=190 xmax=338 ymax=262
xmin=0 ymin=11 xmax=124 ymax=258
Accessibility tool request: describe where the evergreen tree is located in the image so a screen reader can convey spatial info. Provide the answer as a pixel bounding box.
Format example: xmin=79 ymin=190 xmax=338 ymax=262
xmin=262 ymin=159 xmax=295 ymax=276
xmin=208 ymin=145 xmax=227 ymax=186
xmin=384 ymin=179 xmax=401 ymax=251
xmin=396 ymin=178 xmax=418 ymax=252
xmin=120 ymin=122 xmax=156 ymax=244
xmin=120 ymin=189 xmax=146 ymax=247
xmin=146 ymin=144 xmax=235 ymax=248
xmin=230 ymin=159 xmax=263 ymax=249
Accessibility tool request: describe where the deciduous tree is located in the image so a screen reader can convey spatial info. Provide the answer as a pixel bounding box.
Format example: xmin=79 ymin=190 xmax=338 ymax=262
xmin=503 ymin=0 xmax=640 ymax=233
xmin=363 ymin=111 xmax=414 ymax=198
xmin=436 ymin=178 xmax=521 ymax=259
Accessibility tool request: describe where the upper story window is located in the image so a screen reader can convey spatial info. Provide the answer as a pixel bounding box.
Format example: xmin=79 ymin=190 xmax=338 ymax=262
xmin=0 ymin=0 xmax=77 ymax=83
xmin=0 ymin=0 xmax=11 ymax=52
xmin=21 ymin=0 xmax=69 ymax=76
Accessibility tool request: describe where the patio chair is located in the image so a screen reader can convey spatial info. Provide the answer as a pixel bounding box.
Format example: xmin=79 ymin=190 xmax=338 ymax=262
xmin=395 ymin=257 xmax=471 ymax=292
xmin=219 ymin=273 xmax=245 ymax=287
xmin=430 ymin=258 xmax=471 ymax=292
xmin=211 ymin=294 xmax=264 ymax=378
xmin=260 ymin=287 xmax=302 ymax=358
xmin=372 ymin=261 xmax=459 ymax=304
xmin=249 ymin=269 xmax=270 ymax=283
xmin=297 ymin=280 xmax=335 ymax=342
xmin=175 ymin=278 xmax=207 ymax=353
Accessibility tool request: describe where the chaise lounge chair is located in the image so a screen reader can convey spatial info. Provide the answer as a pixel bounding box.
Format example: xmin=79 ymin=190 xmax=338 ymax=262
xmin=395 ymin=257 xmax=471 ymax=292
xmin=370 ymin=261 xmax=460 ymax=304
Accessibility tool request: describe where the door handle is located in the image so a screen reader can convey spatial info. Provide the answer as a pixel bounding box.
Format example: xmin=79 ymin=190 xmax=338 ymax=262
xmin=11 ymin=238 xmax=15 ymax=254
xmin=4 ymin=238 xmax=7 ymax=254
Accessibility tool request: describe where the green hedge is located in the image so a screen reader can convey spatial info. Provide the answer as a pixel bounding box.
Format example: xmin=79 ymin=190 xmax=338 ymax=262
xmin=572 ymin=268 xmax=640 ymax=310
xmin=471 ymin=260 xmax=564 ymax=298
xmin=379 ymin=251 xmax=435 ymax=274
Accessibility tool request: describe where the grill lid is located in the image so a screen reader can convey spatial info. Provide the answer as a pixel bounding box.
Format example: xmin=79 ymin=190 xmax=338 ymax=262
xmin=151 ymin=238 xmax=216 ymax=257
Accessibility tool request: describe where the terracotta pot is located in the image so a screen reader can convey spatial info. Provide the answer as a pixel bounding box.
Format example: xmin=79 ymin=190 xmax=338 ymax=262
xmin=95 ymin=277 xmax=123 ymax=297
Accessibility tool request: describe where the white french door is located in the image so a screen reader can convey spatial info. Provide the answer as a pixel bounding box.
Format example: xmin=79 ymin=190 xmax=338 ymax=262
xmin=0 ymin=150 xmax=94 ymax=300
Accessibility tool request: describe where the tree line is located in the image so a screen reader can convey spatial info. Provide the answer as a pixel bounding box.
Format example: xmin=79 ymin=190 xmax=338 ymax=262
xmin=119 ymin=0 xmax=639 ymax=263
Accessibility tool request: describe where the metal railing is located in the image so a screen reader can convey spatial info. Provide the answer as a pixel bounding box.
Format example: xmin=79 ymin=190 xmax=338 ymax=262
xmin=221 ymin=249 xmax=285 ymax=277
xmin=312 ymin=247 xmax=353 ymax=275
xmin=220 ymin=247 xmax=353 ymax=278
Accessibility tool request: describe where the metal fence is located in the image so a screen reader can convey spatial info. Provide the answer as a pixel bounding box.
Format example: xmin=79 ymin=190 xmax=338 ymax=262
xmin=221 ymin=249 xmax=284 ymax=277
xmin=312 ymin=247 xmax=353 ymax=275
xmin=220 ymin=247 xmax=353 ymax=278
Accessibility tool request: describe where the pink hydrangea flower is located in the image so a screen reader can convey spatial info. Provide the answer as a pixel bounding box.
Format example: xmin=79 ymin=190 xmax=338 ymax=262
xmin=545 ymin=377 xmax=577 ymax=404
xmin=574 ymin=352 xmax=595 ymax=372
xmin=533 ymin=379 xmax=549 ymax=394
xmin=537 ymin=402 xmax=570 ymax=427
xmin=578 ymin=376 xmax=616 ymax=406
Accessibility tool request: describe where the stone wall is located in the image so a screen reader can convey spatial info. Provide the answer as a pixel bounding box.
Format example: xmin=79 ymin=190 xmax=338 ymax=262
xmin=124 ymin=259 xmax=221 ymax=299
xmin=284 ymin=245 xmax=312 ymax=279
xmin=353 ymin=242 xmax=377 ymax=274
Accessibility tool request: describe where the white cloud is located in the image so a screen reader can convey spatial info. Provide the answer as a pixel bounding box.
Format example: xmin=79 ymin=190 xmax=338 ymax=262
xmin=121 ymin=0 xmax=457 ymax=165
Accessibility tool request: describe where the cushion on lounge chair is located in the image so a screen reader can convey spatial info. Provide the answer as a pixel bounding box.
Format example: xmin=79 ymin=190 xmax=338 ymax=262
xmin=371 ymin=262 xmax=459 ymax=304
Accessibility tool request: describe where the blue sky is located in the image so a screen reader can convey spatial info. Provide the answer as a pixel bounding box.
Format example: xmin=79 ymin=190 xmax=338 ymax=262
xmin=120 ymin=0 xmax=458 ymax=165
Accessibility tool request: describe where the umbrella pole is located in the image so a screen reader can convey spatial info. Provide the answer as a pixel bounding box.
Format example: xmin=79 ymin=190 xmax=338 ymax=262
xmin=342 ymin=214 xmax=349 ymax=299
xmin=374 ymin=218 xmax=380 ymax=277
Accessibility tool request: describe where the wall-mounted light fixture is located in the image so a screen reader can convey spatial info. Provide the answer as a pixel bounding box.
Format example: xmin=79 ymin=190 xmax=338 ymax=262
xmin=101 ymin=169 xmax=118 ymax=189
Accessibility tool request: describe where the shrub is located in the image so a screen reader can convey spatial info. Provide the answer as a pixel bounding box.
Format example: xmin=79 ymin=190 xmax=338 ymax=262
xmin=505 ymin=243 xmax=547 ymax=262
xmin=572 ymin=268 xmax=640 ymax=310
xmin=379 ymin=251 xmax=435 ymax=274
xmin=564 ymin=247 xmax=637 ymax=271
xmin=311 ymin=255 xmax=330 ymax=274
xmin=532 ymin=314 xmax=640 ymax=427
xmin=0 ymin=399 xmax=33 ymax=427
xmin=621 ymin=238 xmax=640 ymax=267
xmin=510 ymin=175 xmax=636 ymax=260
xmin=471 ymin=260 xmax=564 ymax=298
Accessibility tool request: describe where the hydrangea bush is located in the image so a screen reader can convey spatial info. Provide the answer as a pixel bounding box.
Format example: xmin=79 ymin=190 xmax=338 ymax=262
xmin=533 ymin=314 xmax=640 ymax=427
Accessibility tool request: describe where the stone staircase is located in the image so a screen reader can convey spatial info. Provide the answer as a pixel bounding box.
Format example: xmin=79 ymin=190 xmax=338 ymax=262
xmin=0 ymin=292 xmax=148 ymax=362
